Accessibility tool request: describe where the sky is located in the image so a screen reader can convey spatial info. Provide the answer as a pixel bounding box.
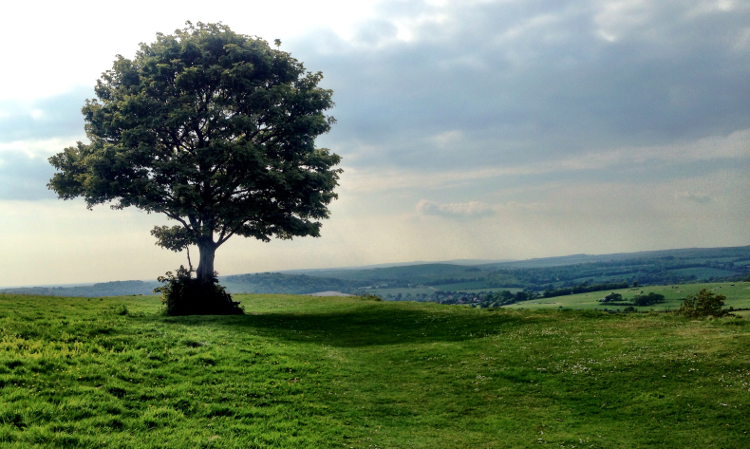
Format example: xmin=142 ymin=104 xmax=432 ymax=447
xmin=0 ymin=0 xmax=748 ymax=287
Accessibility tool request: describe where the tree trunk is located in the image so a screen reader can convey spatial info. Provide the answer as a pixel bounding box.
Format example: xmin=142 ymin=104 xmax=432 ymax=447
xmin=196 ymin=239 xmax=217 ymax=283
xmin=188 ymin=237 xmax=239 ymax=315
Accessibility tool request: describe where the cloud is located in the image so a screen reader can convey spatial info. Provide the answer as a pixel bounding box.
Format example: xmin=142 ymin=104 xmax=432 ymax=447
xmin=675 ymin=191 xmax=712 ymax=204
xmin=299 ymin=0 xmax=750 ymax=175
xmin=4 ymin=1 xmax=748 ymax=206
xmin=430 ymin=130 xmax=462 ymax=149
xmin=0 ymin=86 xmax=91 ymax=143
xmin=0 ymin=136 xmax=85 ymax=159
xmin=0 ymin=151 xmax=57 ymax=200
xmin=0 ymin=87 xmax=93 ymax=200
xmin=338 ymin=128 xmax=750 ymax=195
xmin=416 ymin=199 xmax=494 ymax=218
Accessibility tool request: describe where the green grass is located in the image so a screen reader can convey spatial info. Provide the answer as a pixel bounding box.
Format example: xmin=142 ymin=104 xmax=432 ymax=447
xmin=506 ymin=282 xmax=750 ymax=312
xmin=1 ymin=293 xmax=749 ymax=448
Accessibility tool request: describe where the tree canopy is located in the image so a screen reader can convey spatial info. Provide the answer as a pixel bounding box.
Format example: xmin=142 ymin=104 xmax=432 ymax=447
xmin=48 ymin=22 xmax=341 ymax=289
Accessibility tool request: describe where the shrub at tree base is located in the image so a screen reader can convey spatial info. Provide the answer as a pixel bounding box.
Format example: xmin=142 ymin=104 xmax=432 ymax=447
xmin=155 ymin=266 xmax=242 ymax=316
xmin=677 ymin=288 xmax=728 ymax=318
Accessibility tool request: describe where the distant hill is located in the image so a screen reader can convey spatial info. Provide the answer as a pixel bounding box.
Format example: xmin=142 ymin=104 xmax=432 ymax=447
xmin=2 ymin=246 xmax=748 ymax=298
xmin=288 ymin=245 xmax=750 ymax=283
xmin=282 ymin=258 xmax=514 ymax=274
xmin=0 ymin=280 xmax=159 ymax=298
xmin=222 ymin=273 xmax=369 ymax=295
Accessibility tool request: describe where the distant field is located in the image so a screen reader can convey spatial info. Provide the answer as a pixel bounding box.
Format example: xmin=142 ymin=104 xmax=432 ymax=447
xmin=454 ymin=287 xmax=523 ymax=294
xmin=371 ymin=286 xmax=522 ymax=297
xmin=430 ymin=281 xmax=491 ymax=291
xmin=1 ymin=293 xmax=749 ymax=447
xmin=369 ymin=287 xmax=437 ymax=297
xmin=505 ymin=282 xmax=750 ymax=313
xmin=307 ymin=263 xmax=474 ymax=281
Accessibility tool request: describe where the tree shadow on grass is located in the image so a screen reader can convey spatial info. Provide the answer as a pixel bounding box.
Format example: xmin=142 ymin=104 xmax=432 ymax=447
xmin=156 ymin=304 xmax=538 ymax=348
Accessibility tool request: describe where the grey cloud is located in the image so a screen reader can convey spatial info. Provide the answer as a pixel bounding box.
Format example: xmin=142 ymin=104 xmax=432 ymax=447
xmin=0 ymin=87 xmax=92 ymax=201
xmin=3 ymin=2 xmax=748 ymax=204
xmin=416 ymin=199 xmax=494 ymax=218
xmin=0 ymin=151 xmax=56 ymax=200
xmin=675 ymin=191 xmax=711 ymax=204
xmin=296 ymin=0 xmax=750 ymax=173
xmin=354 ymin=20 xmax=399 ymax=46
xmin=0 ymin=86 xmax=91 ymax=143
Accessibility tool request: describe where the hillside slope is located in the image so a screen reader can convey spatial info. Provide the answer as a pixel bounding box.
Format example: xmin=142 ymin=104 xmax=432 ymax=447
xmin=1 ymin=293 xmax=748 ymax=448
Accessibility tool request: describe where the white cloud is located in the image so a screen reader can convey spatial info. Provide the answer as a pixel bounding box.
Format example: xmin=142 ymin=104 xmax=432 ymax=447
xmin=0 ymin=137 xmax=84 ymax=159
xmin=0 ymin=0 xmax=384 ymax=102
xmin=416 ymin=199 xmax=494 ymax=218
xmin=430 ymin=130 xmax=462 ymax=148
xmin=687 ymin=0 xmax=741 ymax=18
xmin=338 ymin=128 xmax=750 ymax=195
xmin=675 ymin=191 xmax=712 ymax=203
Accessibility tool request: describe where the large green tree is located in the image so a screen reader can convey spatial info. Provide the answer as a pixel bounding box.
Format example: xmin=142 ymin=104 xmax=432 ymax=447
xmin=49 ymin=22 xmax=341 ymax=290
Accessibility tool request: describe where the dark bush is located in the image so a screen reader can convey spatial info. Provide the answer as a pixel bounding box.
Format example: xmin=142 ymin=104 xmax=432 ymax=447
xmin=633 ymin=292 xmax=665 ymax=306
xmin=155 ymin=266 xmax=242 ymax=316
xmin=599 ymin=292 xmax=623 ymax=303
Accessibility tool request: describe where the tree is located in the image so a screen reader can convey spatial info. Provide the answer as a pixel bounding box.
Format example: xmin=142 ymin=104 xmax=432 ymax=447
xmin=48 ymin=22 xmax=341 ymax=312
xmin=632 ymin=292 xmax=665 ymax=307
xmin=677 ymin=289 xmax=728 ymax=318
xmin=599 ymin=292 xmax=622 ymax=303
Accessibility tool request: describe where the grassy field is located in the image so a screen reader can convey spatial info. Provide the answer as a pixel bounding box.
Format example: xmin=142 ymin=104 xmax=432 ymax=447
xmin=370 ymin=287 xmax=522 ymax=297
xmin=1 ymin=293 xmax=749 ymax=448
xmin=506 ymin=282 xmax=750 ymax=316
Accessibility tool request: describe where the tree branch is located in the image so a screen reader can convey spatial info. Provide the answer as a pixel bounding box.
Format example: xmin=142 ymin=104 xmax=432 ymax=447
xmin=217 ymin=228 xmax=236 ymax=246
xmin=165 ymin=212 xmax=191 ymax=230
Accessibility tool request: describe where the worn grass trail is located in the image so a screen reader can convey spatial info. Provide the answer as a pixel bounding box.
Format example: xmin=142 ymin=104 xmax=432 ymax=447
xmin=0 ymin=293 xmax=749 ymax=448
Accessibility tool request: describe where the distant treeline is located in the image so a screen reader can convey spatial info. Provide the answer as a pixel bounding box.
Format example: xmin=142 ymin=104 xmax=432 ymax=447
xmin=541 ymin=281 xmax=631 ymax=298
xmin=481 ymin=250 xmax=750 ymax=291
xmin=385 ymin=289 xmax=538 ymax=308
xmin=422 ymin=277 xmax=485 ymax=286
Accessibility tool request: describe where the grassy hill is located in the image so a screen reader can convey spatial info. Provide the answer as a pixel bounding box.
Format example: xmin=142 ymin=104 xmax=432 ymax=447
xmin=306 ymin=245 xmax=750 ymax=297
xmin=0 ymin=281 xmax=159 ymax=298
xmin=1 ymin=293 xmax=749 ymax=448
